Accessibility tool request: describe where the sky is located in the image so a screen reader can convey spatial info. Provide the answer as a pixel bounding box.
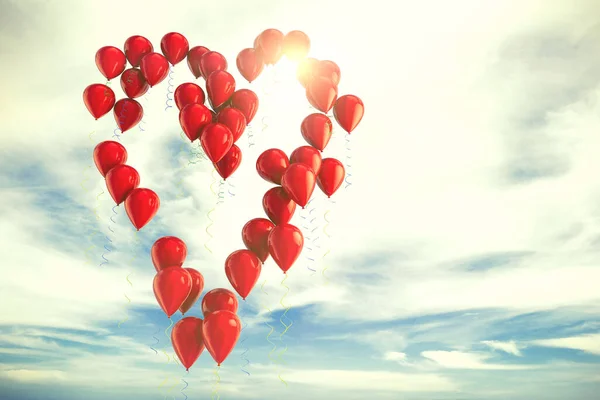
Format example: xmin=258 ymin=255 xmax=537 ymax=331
xmin=1 ymin=0 xmax=600 ymax=398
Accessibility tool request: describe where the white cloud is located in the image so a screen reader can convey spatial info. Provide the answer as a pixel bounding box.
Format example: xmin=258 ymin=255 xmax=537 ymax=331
xmin=529 ymin=334 xmax=600 ymax=355
xmin=421 ymin=350 xmax=533 ymax=370
xmin=482 ymin=340 xmax=524 ymax=356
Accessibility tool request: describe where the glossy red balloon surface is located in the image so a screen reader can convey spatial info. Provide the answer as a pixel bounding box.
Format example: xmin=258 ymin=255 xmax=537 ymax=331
xmin=174 ymin=83 xmax=205 ymax=110
xmin=281 ymin=163 xmax=317 ymax=208
xmin=202 ymin=288 xmax=238 ymax=317
xmin=187 ymin=46 xmax=210 ymax=78
xmin=230 ymin=89 xmax=259 ymax=124
xmin=317 ymin=158 xmax=345 ymax=197
xmin=262 ymin=187 xmax=296 ymax=226
xmin=200 ymin=123 xmax=233 ymax=163
xmin=179 ymin=268 xmax=205 ymax=315
xmin=124 ymin=188 xmax=160 ymax=231
xmin=140 ymin=52 xmax=169 ymax=87
xmin=113 ymin=98 xmax=143 ymax=132
xmin=283 ymin=30 xmax=310 ymax=61
xmin=171 ymin=317 xmax=204 ymax=371
xmin=242 ymin=218 xmax=274 ymax=263
xmin=160 ymin=32 xmax=189 ymax=65
xmin=256 ymin=148 xmax=289 ymax=185
xmin=199 ymin=51 xmax=228 ymax=80
xmin=214 ymin=144 xmax=242 ymax=180
xmin=124 ymin=35 xmax=153 ymax=67
xmin=120 ymin=68 xmax=149 ymax=99
xmin=236 ymin=48 xmax=264 ymax=83
xmin=225 ymin=250 xmax=262 ymax=300
xmin=206 ymin=70 xmax=236 ymax=110
xmin=153 ymin=268 xmax=192 ymax=317
xmin=255 ymin=29 xmax=284 ymax=65
xmin=290 ymin=146 xmax=322 ymax=174
xmin=268 ymin=224 xmax=304 ymax=273
xmin=105 ymin=164 xmax=140 ymax=205
xmin=83 ymin=84 xmax=115 ymax=120
xmin=202 ymin=310 xmax=241 ymax=366
xmin=333 ymin=95 xmax=364 ymax=133
xmin=151 ymin=236 xmax=187 ymax=271
xmin=300 ymin=113 xmax=333 ymax=151
xmin=95 ymin=46 xmax=126 ymax=80
xmin=216 ymin=107 xmax=246 ymax=143
xmin=93 ymin=140 xmax=127 ymax=177
xmin=179 ymin=103 xmax=213 ymax=142
xmin=307 ymin=77 xmax=338 ymax=113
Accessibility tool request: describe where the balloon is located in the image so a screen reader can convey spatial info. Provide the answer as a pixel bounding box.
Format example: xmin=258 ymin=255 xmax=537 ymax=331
xmin=333 ymin=95 xmax=364 ymax=133
xmin=171 ymin=317 xmax=205 ymax=371
xmin=230 ymin=89 xmax=259 ymax=124
xmin=283 ymin=30 xmax=310 ymax=61
xmin=160 ymin=32 xmax=189 ymax=65
xmin=113 ymin=98 xmax=143 ymax=132
xmin=179 ymin=103 xmax=213 ymax=142
xmin=216 ymin=108 xmax=246 ymax=143
xmin=140 ymin=52 xmax=169 ymax=87
xmin=256 ymin=148 xmax=289 ymax=185
xmin=206 ymin=70 xmax=236 ymax=110
xmin=202 ymin=310 xmax=241 ymax=366
xmin=290 ymin=146 xmax=322 ymax=174
xmin=95 ymin=46 xmax=126 ymax=80
xmin=93 ymin=140 xmax=127 ymax=177
xmin=236 ymin=48 xmax=264 ymax=83
xmin=105 ymin=164 xmax=140 ymax=205
xmin=120 ymin=68 xmax=149 ymax=99
xmin=83 ymin=84 xmax=115 ymax=120
xmin=202 ymin=288 xmax=238 ymax=317
xmin=153 ymin=267 xmax=192 ymax=318
xmin=300 ymin=113 xmax=333 ymax=151
xmin=179 ymin=268 xmax=205 ymax=315
xmin=268 ymin=224 xmax=304 ymax=273
xmin=124 ymin=188 xmax=160 ymax=231
xmin=242 ymin=218 xmax=274 ymax=263
xmin=200 ymin=123 xmax=234 ymax=163
xmin=214 ymin=144 xmax=242 ymax=180
xmin=174 ymin=83 xmax=205 ymax=110
xmin=263 ymin=187 xmax=296 ymax=226
xmin=281 ymin=163 xmax=317 ymax=208
xmin=187 ymin=46 xmax=210 ymax=78
xmin=124 ymin=35 xmax=153 ymax=67
xmin=315 ymin=60 xmax=341 ymax=86
xmin=307 ymin=77 xmax=338 ymax=113
xmin=200 ymin=51 xmax=228 ymax=80
xmin=255 ymin=29 xmax=284 ymax=65
xmin=225 ymin=250 xmax=262 ymax=300
xmin=297 ymin=57 xmax=319 ymax=87
xmin=317 ymin=158 xmax=345 ymax=197
xmin=151 ymin=236 xmax=187 ymax=271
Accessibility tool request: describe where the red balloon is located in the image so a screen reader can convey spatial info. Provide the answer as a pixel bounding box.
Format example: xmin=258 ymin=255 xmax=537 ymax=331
xmin=268 ymin=224 xmax=304 ymax=273
xmin=281 ymin=163 xmax=317 ymax=208
xmin=120 ymin=68 xmax=149 ymax=99
xmin=151 ymin=236 xmax=187 ymax=271
xmin=236 ymin=48 xmax=264 ymax=83
xmin=242 ymin=218 xmax=274 ymax=263
xmin=230 ymin=89 xmax=259 ymax=124
xmin=200 ymin=51 xmax=228 ymax=80
xmin=153 ymin=267 xmax=192 ymax=318
xmin=333 ymin=95 xmax=364 ymax=133
xmin=95 ymin=46 xmax=126 ymax=80
xmin=180 ymin=268 xmax=205 ymax=315
xmin=174 ymin=83 xmax=205 ymax=110
xmin=160 ymin=32 xmax=189 ymax=65
xmin=263 ymin=187 xmax=296 ymax=226
xmin=83 ymin=84 xmax=115 ymax=120
xmin=296 ymin=57 xmax=319 ymax=88
xmin=214 ymin=144 xmax=242 ymax=180
xmin=187 ymin=46 xmax=210 ymax=79
xmin=140 ymin=52 xmax=169 ymax=87
xmin=317 ymin=158 xmax=345 ymax=198
xmin=105 ymin=164 xmax=140 ymax=205
xmin=206 ymin=70 xmax=236 ymax=110
xmin=290 ymin=146 xmax=322 ymax=174
xmin=171 ymin=316 xmax=205 ymax=371
xmin=124 ymin=188 xmax=160 ymax=231
xmin=124 ymin=35 xmax=153 ymax=67
xmin=256 ymin=149 xmax=289 ymax=185
xmin=300 ymin=113 xmax=333 ymax=151
xmin=93 ymin=140 xmax=127 ymax=177
xmin=216 ymin=108 xmax=246 ymax=143
xmin=200 ymin=123 xmax=233 ymax=163
xmin=179 ymin=103 xmax=213 ymax=142
xmin=283 ymin=30 xmax=311 ymax=61
xmin=202 ymin=310 xmax=241 ymax=366
xmin=315 ymin=60 xmax=341 ymax=86
xmin=307 ymin=77 xmax=338 ymax=113
xmin=225 ymin=250 xmax=262 ymax=300
xmin=255 ymin=29 xmax=284 ymax=65
xmin=202 ymin=288 xmax=238 ymax=317
xmin=113 ymin=98 xmax=143 ymax=133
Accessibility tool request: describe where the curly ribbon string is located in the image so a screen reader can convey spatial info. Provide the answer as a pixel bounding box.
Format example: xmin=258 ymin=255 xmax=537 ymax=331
xmin=112 ymin=75 xmax=133 ymax=141
xmin=92 ymin=189 xmax=103 ymax=221
xmin=100 ymin=205 xmax=117 ymax=267
xmin=181 ymin=379 xmax=188 ymax=400
xmin=81 ymin=162 xmax=98 ymax=265
xmin=149 ymin=328 xmax=160 ymax=355
xmin=247 ymin=123 xmax=255 ymax=148
xmin=227 ymin=179 xmax=236 ymax=197
xmin=239 ymin=305 xmax=250 ymax=376
xmin=211 ymin=366 xmax=221 ymax=400
xmin=204 ymin=169 xmax=219 ymax=254
xmin=278 ymin=274 xmax=292 ymax=386
xmin=217 ymin=179 xmax=225 ymax=205
xmin=260 ymin=280 xmax=278 ymax=368
xmin=165 ymin=65 xmax=175 ymax=111
xmin=139 ymin=90 xmax=150 ymax=132
xmin=158 ymin=319 xmax=174 ymax=399
xmin=344 ymin=133 xmax=353 ymax=189
xmin=300 ymin=201 xmax=316 ymax=274
xmin=322 ymin=206 xmax=334 ymax=285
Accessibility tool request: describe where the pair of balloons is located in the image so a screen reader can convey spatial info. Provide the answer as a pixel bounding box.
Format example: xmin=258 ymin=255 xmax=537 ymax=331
xmin=172 ymin=288 xmax=241 ymax=370
xmin=82 ymin=84 xmax=144 ymax=132
xmin=93 ymin=141 xmax=159 ymax=230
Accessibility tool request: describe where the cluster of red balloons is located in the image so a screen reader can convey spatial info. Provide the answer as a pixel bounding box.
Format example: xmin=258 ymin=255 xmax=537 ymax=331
xmin=151 ymin=236 xmax=242 ymax=369
xmin=219 ymin=29 xmax=365 ymax=301
xmin=93 ymin=140 xmax=159 ymax=230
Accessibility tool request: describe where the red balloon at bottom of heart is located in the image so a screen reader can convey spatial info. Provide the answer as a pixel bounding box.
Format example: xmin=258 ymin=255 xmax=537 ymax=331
xmin=202 ymin=310 xmax=241 ymax=366
xmin=124 ymin=188 xmax=160 ymax=230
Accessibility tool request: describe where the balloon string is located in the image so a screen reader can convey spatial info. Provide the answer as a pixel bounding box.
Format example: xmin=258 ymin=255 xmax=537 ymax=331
xmin=164 ymin=65 xmax=175 ymax=112
xmin=118 ymin=229 xmax=137 ymax=328
xmin=247 ymin=123 xmax=255 ymax=148
xmin=278 ymin=274 xmax=291 ymax=387
xmin=139 ymin=88 xmax=150 ymax=132
xmin=239 ymin=305 xmax=250 ymax=376
xmin=160 ymin=319 xmax=174 ymax=399
xmin=322 ymin=205 xmax=334 ymax=285
xmin=92 ymin=189 xmax=103 ymax=221
xmin=204 ymin=170 xmax=218 ymax=255
xmin=149 ymin=327 xmax=160 ymax=355
xmin=227 ymin=179 xmax=236 ymax=197
xmin=300 ymin=201 xmax=316 ymax=274
xmin=344 ymin=133 xmax=353 ymax=189
xmin=211 ymin=366 xmax=221 ymax=400
xmin=81 ymin=161 xmax=98 ymax=265
xmin=181 ymin=379 xmax=188 ymax=400
xmin=100 ymin=205 xmax=117 ymax=268
xmin=217 ymin=179 xmax=225 ymax=205
xmin=113 ymin=96 xmax=129 ymax=141
xmin=260 ymin=280 xmax=278 ymax=366
xmin=175 ymin=132 xmax=190 ymax=199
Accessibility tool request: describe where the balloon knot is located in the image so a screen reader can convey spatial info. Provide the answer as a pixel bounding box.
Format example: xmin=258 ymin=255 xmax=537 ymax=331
xmin=217 ymin=363 xmax=221 ymax=367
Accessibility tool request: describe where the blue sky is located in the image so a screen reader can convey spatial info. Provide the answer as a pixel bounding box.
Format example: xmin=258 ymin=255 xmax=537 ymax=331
xmin=1 ymin=0 xmax=600 ymax=399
